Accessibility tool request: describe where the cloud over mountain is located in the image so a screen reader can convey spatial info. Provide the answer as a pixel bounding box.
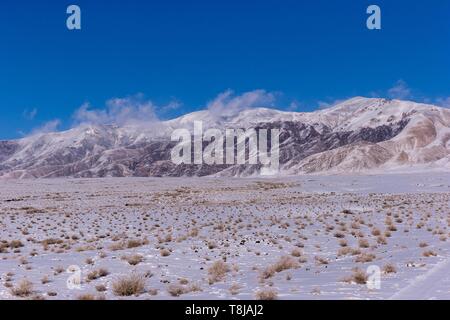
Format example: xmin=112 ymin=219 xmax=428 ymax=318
xmin=72 ymin=95 xmax=160 ymax=126
xmin=207 ymin=90 xmax=277 ymax=118
xmin=1 ymin=97 xmax=450 ymax=179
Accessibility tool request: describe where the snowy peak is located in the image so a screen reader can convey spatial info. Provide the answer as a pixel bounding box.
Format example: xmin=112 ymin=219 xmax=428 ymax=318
xmin=316 ymin=98 xmax=438 ymax=131
xmin=167 ymin=97 xmax=450 ymax=133
xmin=1 ymin=97 xmax=450 ymax=178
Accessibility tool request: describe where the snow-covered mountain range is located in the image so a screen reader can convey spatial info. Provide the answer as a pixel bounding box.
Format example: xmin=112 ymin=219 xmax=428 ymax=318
xmin=1 ymin=97 xmax=450 ymax=178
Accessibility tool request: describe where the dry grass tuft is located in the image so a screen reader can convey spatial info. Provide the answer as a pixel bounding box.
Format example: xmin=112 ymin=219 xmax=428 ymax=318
xmin=160 ymin=249 xmax=171 ymax=257
xmin=261 ymin=256 xmax=299 ymax=280
xmin=167 ymin=284 xmax=187 ymax=297
xmin=122 ymin=254 xmax=144 ymax=266
xmin=9 ymin=240 xmax=24 ymax=249
xmin=112 ymin=274 xmax=146 ymax=296
xmin=87 ymin=268 xmax=109 ymax=280
xmin=349 ymin=269 xmax=368 ymax=285
xmin=382 ymin=263 xmax=397 ymax=274
xmin=77 ymin=294 xmax=96 ymax=300
xmin=358 ymin=239 xmax=370 ymax=248
xmin=11 ymin=280 xmax=34 ymax=297
xmin=127 ymin=239 xmax=148 ymax=249
xmin=208 ymin=260 xmax=230 ymax=284
xmin=255 ymin=288 xmax=278 ymax=300
xmin=355 ymin=253 xmax=376 ymax=263
xmin=423 ymin=250 xmax=437 ymax=257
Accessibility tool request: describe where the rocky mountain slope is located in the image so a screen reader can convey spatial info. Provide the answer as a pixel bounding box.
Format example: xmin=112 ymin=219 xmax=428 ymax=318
xmin=1 ymin=97 xmax=449 ymax=178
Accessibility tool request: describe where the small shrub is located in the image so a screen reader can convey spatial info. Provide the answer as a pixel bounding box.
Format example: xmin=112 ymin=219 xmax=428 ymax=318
xmin=371 ymin=228 xmax=381 ymax=236
xmin=167 ymin=284 xmax=187 ymax=297
xmin=109 ymin=242 xmax=125 ymax=251
xmin=11 ymin=280 xmax=33 ymax=297
xmin=208 ymin=260 xmax=230 ymax=283
xmin=255 ymin=288 xmax=278 ymax=300
xmin=339 ymin=239 xmax=348 ymax=247
xmin=315 ymin=256 xmax=329 ymax=265
xmin=348 ymin=269 xmax=368 ymax=285
xmin=382 ymin=263 xmax=397 ymax=274
xmin=127 ymin=239 xmax=148 ymax=249
xmin=377 ymin=236 xmax=387 ymax=245
xmin=355 ymin=253 xmax=376 ymax=263
xmin=333 ymin=232 xmax=345 ymax=239
xmin=291 ymin=249 xmax=302 ymax=257
xmin=148 ymin=288 xmax=158 ymax=296
xmin=77 ymin=294 xmax=96 ymax=300
xmin=87 ymin=268 xmax=110 ymax=280
xmin=229 ymin=283 xmax=241 ymax=295
xmin=261 ymin=256 xmax=299 ymax=279
xmin=41 ymin=276 xmax=50 ymax=284
xmin=423 ymin=250 xmax=437 ymax=257
xmin=160 ymin=249 xmax=171 ymax=257
xmin=95 ymin=284 xmax=107 ymax=292
xmin=388 ymin=225 xmax=397 ymax=232
xmin=112 ymin=274 xmax=145 ymax=296
xmin=9 ymin=240 xmax=24 ymax=249
xmin=207 ymin=241 xmax=217 ymax=250
xmin=358 ymin=239 xmax=370 ymax=248
xmin=122 ymin=254 xmax=144 ymax=266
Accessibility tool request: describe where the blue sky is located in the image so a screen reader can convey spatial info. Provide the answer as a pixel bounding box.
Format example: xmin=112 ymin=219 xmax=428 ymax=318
xmin=0 ymin=0 xmax=449 ymax=139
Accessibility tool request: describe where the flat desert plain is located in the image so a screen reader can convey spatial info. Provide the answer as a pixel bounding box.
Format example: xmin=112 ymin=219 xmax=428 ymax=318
xmin=1 ymin=173 xmax=450 ymax=300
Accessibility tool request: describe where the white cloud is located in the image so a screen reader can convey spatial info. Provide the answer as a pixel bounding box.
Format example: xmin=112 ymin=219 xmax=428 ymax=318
xmin=159 ymin=100 xmax=183 ymax=114
xmin=22 ymin=108 xmax=38 ymax=120
xmin=386 ymin=81 xmax=449 ymax=108
xmin=286 ymin=100 xmax=301 ymax=111
xmin=435 ymin=97 xmax=450 ymax=109
xmin=388 ymin=80 xmax=412 ymax=100
xmin=317 ymin=101 xmax=333 ymax=109
xmin=316 ymin=98 xmax=346 ymax=110
xmin=30 ymin=119 xmax=61 ymax=135
xmin=207 ymin=90 xmax=277 ymax=117
xmin=72 ymin=95 xmax=162 ymax=126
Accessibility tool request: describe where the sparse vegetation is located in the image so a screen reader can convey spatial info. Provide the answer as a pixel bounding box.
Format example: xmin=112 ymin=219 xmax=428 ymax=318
xmin=112 ymin=274 xmax=146 ymax=296
xmin=11 ymin=280 xmax=34 ymax=297
xmin=122 ymin=254 xmax=144 ymax=266
xmin=344 ymin=269 xmax=368 ymax=285
xmin=1 ymin=174 xmax=449 ymax=300
xmin=87 ymin=268 xmax=110 ymax=280
xmin=261 ymin=256 xmax=299 ymax=280
xmin=383 ymin=264 xmax=397 ymax=274
xmin=208 ymin=260 xmax=230 ymax=284
xmin=255 ymin=288 xmax=278 ymax=300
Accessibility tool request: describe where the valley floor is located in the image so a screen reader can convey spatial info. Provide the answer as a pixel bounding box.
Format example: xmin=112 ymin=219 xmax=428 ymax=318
xmin=0 ymin=173 xmax=449 ymax=300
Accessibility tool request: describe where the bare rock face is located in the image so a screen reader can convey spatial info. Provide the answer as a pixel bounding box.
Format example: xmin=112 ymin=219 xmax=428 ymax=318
xmin=0 ymin=97 xmax=449 ymax=178
xmin=0 ymin=141 xmax=19 ymax=164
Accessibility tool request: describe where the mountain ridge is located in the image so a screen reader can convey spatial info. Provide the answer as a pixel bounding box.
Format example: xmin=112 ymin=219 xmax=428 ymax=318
xmin=1 ymin=97 xmax=450 ymax=178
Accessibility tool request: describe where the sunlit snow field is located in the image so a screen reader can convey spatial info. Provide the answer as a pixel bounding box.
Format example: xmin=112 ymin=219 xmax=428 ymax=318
xmin=0 ymin=173 xmax=449 ymax=300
